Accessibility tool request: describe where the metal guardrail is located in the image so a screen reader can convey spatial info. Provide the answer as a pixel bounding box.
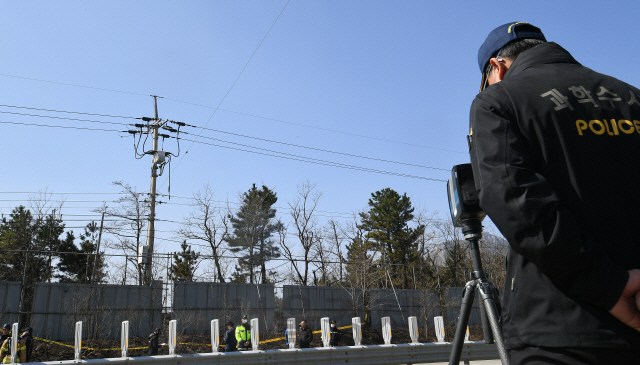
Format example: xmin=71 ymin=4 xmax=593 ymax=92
xmin=31 ymin=341 xmax=498 ymax=365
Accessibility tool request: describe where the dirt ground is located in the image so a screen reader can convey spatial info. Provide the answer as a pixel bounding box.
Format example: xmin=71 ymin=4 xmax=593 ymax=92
xmin=31 ymin=325 xmax=485 ymax=362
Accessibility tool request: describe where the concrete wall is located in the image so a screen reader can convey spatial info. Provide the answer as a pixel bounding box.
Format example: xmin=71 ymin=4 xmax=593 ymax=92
xmin=370 ymin=289 xmax=441 ymax=329
xmin=359 ymin=287 xmax=482 ymax=330
xmin=282 ymin=286 xmax=364 ymax=330
xmin=172 ymin=282 xmax=275 ymax=334
xmin=0 ymin=282 xmax=20 ymax=326
xmin=443 ymin=287 xmax=482 ymax=326
xmin=30 ymin=281 xmax=162 ymax=341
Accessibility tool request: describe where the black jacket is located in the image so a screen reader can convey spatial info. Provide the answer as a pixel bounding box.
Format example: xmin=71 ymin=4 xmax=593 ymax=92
xmin=19 ymin=334 xmax=33 ymax=362
xmin=225 ymin=327 xmax=237 ymax=351
xmin=329 ymin=327 xmax=341 ymax=346
xmin=469 ymin=42 xmax=640 ymax=350
xmin=298 ymin=326 xmax=313 ymax=347
xmin=148 ymin=332 xmax=160 ymax=355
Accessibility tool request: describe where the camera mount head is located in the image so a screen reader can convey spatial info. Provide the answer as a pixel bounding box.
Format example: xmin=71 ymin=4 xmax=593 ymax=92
xmin=447 ymin=163 xmax=486 ymax=239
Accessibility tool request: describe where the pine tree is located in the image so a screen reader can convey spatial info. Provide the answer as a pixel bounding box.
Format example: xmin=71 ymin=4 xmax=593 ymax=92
xmin=229 ymin=264 xmax=250 ymax=283
xmin=358 ymin=188 xmax=425 ymax=289
xmin=0 ymin=206 xmax=66 ymax=283
xmin=0 ymin=206 xmax=66 ymax=326
xmin=169 ymin=241 xmax=200 ymax=282
xmin=226 ymin=184 xmax=281 ymax=284
xmin=56 ymin=222 xmax=107 ymax=283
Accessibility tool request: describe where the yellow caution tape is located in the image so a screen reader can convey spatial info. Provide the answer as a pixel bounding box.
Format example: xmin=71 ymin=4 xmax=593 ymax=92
xmin=255 ymin=323 xmax=362 ymax=345
xmin=33 ymin=323 xmax=365 ymax=351
xmin=35 ymin=337 xmax=153 ymax=351
xmin=178 ymin=342 xmax=211 ymax=346
xmin=260 ymin=337 xmax=284 ymax=344
xmin=34 ymin=337 xmax=75 ymax=349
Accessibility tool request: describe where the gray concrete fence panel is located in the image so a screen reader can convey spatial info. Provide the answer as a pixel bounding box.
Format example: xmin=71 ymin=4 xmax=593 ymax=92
xmin=0 ymin=282 xmax=20 ymax=327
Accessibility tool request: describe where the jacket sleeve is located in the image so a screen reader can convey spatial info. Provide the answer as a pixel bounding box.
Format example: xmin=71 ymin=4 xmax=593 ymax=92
xmin=469 ymin=93 xmax=628 ymax=310
xmin=235 ymin=327 xmax=242 ymax=342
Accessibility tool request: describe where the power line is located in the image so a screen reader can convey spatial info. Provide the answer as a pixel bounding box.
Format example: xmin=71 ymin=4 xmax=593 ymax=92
xmin=3 ymin=118 xmax=447 ymax=182
xmin=171 ymin=0 xmax=291 ymax=177
xmin=0 ymin=109 xmax=449 ymax=173
xmin=180 ymin=137 xmax=447 ymax=182
xmin=183 ymin=125 xmax=449 ymax=171
xmin=156 ymin=100 xmax=467 ymax=154
xmin=0 ymin=84 xmax=464 ymax=157
xmin=209 ymin=107 xmax=467 ymax=154
xmin=0 ymin=192 xmax=129 ymax=195
xmin=0 ymin=191 xmax=354 ymax=215
xmin=0 ymin=192 xmax=410 ymax=217
xmin=0 ymin=120 xmax=123 ymax=133
xmin=0 ymin=73 xmax=148 ymax=97
xmin=0 ymin=103 xmax=138 ymax=119
xmin=0 ymin=110 xmax=130 ymax=127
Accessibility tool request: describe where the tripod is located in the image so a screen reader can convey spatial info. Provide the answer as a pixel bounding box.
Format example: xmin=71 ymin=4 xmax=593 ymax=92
xmin=448 ymin=219 xmax=509 ymax=365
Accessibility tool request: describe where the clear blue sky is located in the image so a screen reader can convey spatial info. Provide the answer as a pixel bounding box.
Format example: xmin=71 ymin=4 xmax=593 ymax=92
xmin=1 ymin=1 xmax=639 ymax=261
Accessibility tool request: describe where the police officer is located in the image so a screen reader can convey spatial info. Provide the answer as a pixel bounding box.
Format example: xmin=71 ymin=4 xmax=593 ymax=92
xmin=329 ymin=320 xmax=341 ymax=347
xmin=147 ymin=328 xmax=161 ymax=356
xmin=235 ymin=316 xmax=251 ymax=350
xmin=470 ymin=22 xmax=640 ymax=364
xmin=19 ymin=327 xmax=33 ymax=363
xmin=0 ymin=325 xmax=9 ymax=344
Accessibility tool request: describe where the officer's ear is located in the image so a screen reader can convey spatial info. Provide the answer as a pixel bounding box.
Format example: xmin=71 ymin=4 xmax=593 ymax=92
xmin=488 ymin=57 xmax=511 ymax=85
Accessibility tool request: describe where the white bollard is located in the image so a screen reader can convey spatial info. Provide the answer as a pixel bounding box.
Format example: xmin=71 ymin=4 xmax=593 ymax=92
xmin=381 ymin=317 xmax=392 ymax=345
xmin=211 ymin=319 xmax=219 ymax=353
xmin=250 ymin=318 xmax=259 ymax=351
xmin=320 ymin=317 xmax=330 ymax=347
xmin=352 ymin=317 xmax=362 ymax=346
xmin=434 ymin=316 xmax=445 ymax=343
xmin=74 ymin=321 xmax=83 ymax=361
xmin=408 ymin=316 xmax=419 ymax=344
xmin=10 ymin=323 xmax=18 ymax=364
xmin=121 ymin=321 xmax=129 ymax=358
xmin=168 ymin=320 xmax=177 ymax=355
xmin=465 ymin=326 xmax=471 ymax=342
xmin=286 ymin=318 xmax=296 ymax=349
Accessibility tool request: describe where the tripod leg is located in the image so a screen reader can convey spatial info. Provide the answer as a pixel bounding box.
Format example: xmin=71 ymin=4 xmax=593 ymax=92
xmin=477 ymin=288 xmax=494 ymax=344
xmin=449 ymin=281 xmax=476 ymax=365
xmin=478 ymin=282 xmax=509 ymax=365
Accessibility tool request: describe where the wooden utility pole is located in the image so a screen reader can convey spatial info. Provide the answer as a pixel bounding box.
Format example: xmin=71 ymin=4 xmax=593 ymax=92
xmin=144 ymin=96 xmax=161 ymax=285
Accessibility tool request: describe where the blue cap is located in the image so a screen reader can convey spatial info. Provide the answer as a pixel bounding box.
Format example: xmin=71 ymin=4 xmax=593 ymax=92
xmin=478 ymin=22 xmax=546 ymax=73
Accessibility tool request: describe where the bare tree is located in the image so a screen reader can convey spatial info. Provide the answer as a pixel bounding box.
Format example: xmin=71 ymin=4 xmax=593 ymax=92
xmin=413 ymin=209 xmax=441 ymax=290
xmin=97 ymin=181 xmax=148 ymax=285
xmin=27 ymin=190 xmax=65 ymax=284
xmin=311 ymin=237 xmax=332 ymax=286
xmin=435 ymin=219 xmax=470 ymax=288
xmin=282 ymin=181 xmax=322 ymax=286
xmin=177 ymin=184 xmax=230 ymax=283
xmin=325 ymin=220 xmax=345 ymax=283
xmin=479 ymin=228 xmax=509 ymax=290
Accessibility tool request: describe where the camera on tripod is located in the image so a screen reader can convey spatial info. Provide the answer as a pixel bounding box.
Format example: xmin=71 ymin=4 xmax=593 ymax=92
xmin=447 ymin=163 xmax=486 ymax=227
xmin=445 ymin=163 xmax=508 ymax=365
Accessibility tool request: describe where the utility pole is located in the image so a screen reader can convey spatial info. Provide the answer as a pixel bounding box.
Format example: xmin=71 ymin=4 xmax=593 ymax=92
xmin=91 ymin=211 xmax=105 ymax=284
xmin=127 ymin=96 xmax=185 ymax=286
xmin=144 ymin=96 xmax=160 ymax=286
